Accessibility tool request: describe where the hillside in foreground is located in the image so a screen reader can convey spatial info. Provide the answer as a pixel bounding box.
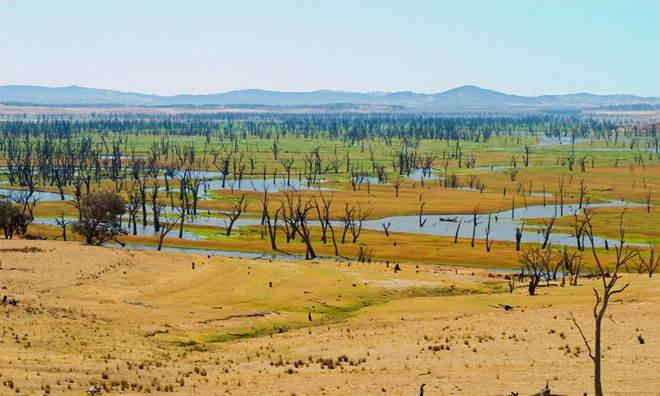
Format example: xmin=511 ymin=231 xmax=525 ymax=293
xmin=1 ymin=239 xmax=658 ymax=395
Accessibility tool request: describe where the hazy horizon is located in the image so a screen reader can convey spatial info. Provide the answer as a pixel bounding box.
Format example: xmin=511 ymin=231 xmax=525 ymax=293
xmin=1 ymin=0 xmax=658 ymax=97
xmin=3 ymin=83 xmax=660 ymax=98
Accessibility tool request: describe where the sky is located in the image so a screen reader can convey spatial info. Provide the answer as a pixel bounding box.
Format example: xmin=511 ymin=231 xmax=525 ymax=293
xmin=1 ymin=0 xmax=658 ymax=96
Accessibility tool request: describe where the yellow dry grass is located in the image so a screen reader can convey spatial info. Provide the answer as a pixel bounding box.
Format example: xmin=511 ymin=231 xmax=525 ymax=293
xmin=1 ymin=239 xmax=658 ymax=395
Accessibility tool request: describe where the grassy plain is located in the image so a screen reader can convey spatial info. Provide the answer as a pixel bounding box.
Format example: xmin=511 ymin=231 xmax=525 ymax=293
xmin=1 ymin=239 xmax=659 ymax=395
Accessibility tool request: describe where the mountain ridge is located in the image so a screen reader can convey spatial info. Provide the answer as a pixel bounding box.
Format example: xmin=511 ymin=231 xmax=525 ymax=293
xmin=1 ymin=84 xmax=658 ymax=111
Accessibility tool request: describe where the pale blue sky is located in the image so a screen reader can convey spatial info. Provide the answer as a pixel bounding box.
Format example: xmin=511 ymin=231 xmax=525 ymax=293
xmin=1 ymin=0 xmax=658 ymax=96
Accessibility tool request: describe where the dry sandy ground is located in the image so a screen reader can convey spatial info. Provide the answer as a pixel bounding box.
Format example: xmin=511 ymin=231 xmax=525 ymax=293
xmin=1 ymin=239 xmax=658 ymax=395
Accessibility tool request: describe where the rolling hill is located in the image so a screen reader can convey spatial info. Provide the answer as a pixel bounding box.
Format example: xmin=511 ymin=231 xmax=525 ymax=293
xmin=1 ymin=84 xmax=658 ymax=111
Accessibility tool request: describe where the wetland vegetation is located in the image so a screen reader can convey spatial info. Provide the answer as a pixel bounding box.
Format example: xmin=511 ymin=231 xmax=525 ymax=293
xmin=1 ymin=109 xmax=658 ymax=395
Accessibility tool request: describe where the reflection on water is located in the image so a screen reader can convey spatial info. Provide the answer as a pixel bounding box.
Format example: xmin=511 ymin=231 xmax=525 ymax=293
xmin=363 ymin=200 xmax=647 ymax=248
xmin=0 ymin=188 xmax=73 ymax=201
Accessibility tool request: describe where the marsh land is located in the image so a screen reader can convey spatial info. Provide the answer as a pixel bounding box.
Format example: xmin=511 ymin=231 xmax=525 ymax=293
xmin=0 ymin=108 xmax=658 ymax=394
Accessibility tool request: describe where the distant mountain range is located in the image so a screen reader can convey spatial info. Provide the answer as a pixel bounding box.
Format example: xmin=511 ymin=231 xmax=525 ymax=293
xmin=1 ymin=85 xmax=659 ymax=111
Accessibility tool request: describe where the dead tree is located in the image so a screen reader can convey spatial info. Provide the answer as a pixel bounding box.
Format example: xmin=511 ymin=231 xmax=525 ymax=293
xmin=223 ymin=194 xmax=251 ymax=236
xmin=558 ymin=175 xmax=565 ymax=216
xmin=54 ymin=212 xmax=70 ymax=241
xmin=570 ymin=210 xmax=591 ymax=251
xmin=156 ymin=212 xmax=181 ymax=251
xmin=638 ymin=243 xmax=658 ymax=278
xmin=292 ymin=194 xmax=317 ymax=259
xmin=175 ymin=199 xmax=187 ymax=239
xmin=578 ymin=179 xmax=588 ymax=209
xmin=340 ymin=203 xmax=354 ymax=244
xmin=357 ymin=243 xmax=373 ymax=263
xmin=558 ymin=246 xmax=584 ymax=286
xmin=382 ymin=222 xmax=391 ymax=237
xmin=419 ymin=202 xmax=427 ymax=227
xmin=454 ymin=219 xmax=462 ymax=244
xmin=260 ymin=189 xmax=280 ymax=251
xmin=212 ymin=147 xmax=232 ymax=188
xmin=349 ymin=204 xmax=372 ymax=243
xmin=518 ymin=246 xmax=554 ymax=296
xmin=522 ymin=144 xmax=531 ymax=167
xmin=316 ymin=191 xmax=338 ymax=255
xmin=514 ymin=222 xmax=525 ymax=251
xmin=150 ymin=180 xmax=162 ymax=232
xmin=470 ymin=206 xmax=480 ymax=248
xmin=313 ymin=191 xmax=332 ymax=244
xmin=570 ymin=208 xmax=639 ymax=396
xmin=393 ymin=177 xmax=402 ymax=198
xmin=280 ymin=158 xmax=295 ymax=186
xmin=485 ymin=213 xmax=494 ymax=252
xmin=126 ymin=187 xmax=141 ymax=236
xmin=540 ymin=215 xmax=556 ymax=249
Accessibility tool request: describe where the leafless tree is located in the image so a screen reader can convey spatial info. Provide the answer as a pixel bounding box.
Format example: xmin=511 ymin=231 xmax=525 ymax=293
xmin=340 ymin=202 xmax=354 ymax=244
xmin=454 ymin=219 xmax=462 ymax=244
xmin=10 ymin=190 xmax=40 ymax=221
xmin=558 ymin=175 xmax=565 ymax=216
xmin=570 ymin=208 xmax=639 ymax=396
xmin=570 ymin=210 xmax=591 ymax=251
xmin=280 ymin=158 xmax=295 ymax=186
xmin=261 ymin=191 xmax=281 ymax=251
xmin=150 ymin=180 xmax=162 ymax=232
xmin=485 ymin=213 xmax=494 ymax=252
xmin=393 ymin=177 xmax=402 ymax=198
xmin=271 ymin=139 xmax=279 ymax=160
xmin=419 ymin=202 xmax=427 ymax=227
xmin=514 ymin=222 xmax=525 ymax=251
xmin=558 ymin=246 xmax=584 ymax=286
xmin=54 ymin=212 xmax=71 ymax=241
xmin=522 ymin=144 xmax=531 ymax=167
xmin=578 ymin=179 xmax=589 ymax=209
xmin=638 ymin=243 xmax=659 ymax=278
xmin=313 ymin=191 xmax=332 ymax=244
xmin=349 ymin=204 xmax=372 ymax=243
xmin=540 ymin=215 xmax=556 ymax=249
xmin=382 ymin=222 xmax=391 ymax=237
xmin=470 ymin=206 xmax=480 ymax=248
xmin=374 ymin=164 xmax=387 ymax=183
xmin=292 ymin=194 xmax=317 ymax=259
xmin=126 ymin=186 xmax=141 ymax=236
xmin=212 ymin=147 xmax=232 ymax=188
xmin=156 ymin=211 xmax=181 ymax=251
xmin=518 ymin=246 xmax=554 ymax=296
xmin=566 ymin=153 xmax=575 ymax=171
xmin=357 ymin=243 xmax=373 ymax=263
xmin=223 ymin=194 xmax=251 ymax=236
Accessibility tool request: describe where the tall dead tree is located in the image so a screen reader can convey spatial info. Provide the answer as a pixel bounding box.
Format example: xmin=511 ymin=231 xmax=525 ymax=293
xmin=313 ymin=191 xmax=331 ymax=244
xmin=514 ymin=222 xmax=525 ymax=251
xmin=570 ymin=208 xmax=639 ymax=396
xmin=485 ymin=213 xmax=494 ymax=252
xmin=349 ymin=204 xmax=372 ymax=244
xmin=470 ymin=206 xmax=480 ymax=248
xmin=291 ymin=194 xmax=317 ymax=260
xmin=540 ymin=215 xmax=556 ymax=249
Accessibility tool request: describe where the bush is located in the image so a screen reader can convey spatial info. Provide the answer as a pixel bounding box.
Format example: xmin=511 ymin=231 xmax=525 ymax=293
xmin=72 ymin=190 xmax=127 ymax=246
